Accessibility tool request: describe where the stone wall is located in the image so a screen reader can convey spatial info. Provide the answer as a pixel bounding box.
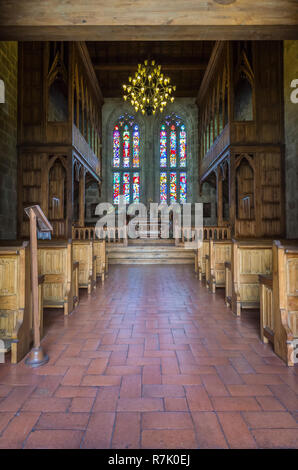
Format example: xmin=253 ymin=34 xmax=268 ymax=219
xmin=284 ymin=40 xmax=298 ymax=239
xmin=0 ymin=42 xmax=18 ymax=239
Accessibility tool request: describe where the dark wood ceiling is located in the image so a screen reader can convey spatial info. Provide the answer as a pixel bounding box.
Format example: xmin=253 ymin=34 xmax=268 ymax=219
xmin=86 ymin=41 xmax=215 ymax=98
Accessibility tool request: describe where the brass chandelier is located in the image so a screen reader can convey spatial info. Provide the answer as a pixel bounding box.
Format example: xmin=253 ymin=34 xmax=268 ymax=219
xmin=122 ymin=60 xmax=176 ymax=116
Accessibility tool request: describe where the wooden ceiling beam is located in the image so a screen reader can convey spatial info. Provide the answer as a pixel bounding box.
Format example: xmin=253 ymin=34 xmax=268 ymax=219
xmin=1 ymin=0 xmax=298 ymax=28
xmin=1 ymin=26 xmax=297 ymax=41
xmin=93 ymin=63 xmax=208 ymax=72
xmin=1 ymin=0 xmax=298 ymax=41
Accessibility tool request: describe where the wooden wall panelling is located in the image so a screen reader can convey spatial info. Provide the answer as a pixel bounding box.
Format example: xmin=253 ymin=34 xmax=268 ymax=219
xmin=199 ymin=41 xmax=285 ymax=239
xmin=17 ymin=41 xmax=103 ymax=239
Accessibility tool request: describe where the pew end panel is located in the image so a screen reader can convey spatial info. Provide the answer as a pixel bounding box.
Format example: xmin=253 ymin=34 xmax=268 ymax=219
xmin=231 ymin=240 xmax=273 ymax=317
xmin=209 ymin=240 xmax=232 ymax=294
xmin=197 ymin=240 xmax=212 ymax=282
xmin=273 ymin=242 xmax=298 ymax=366
xmin=0 ymin=243 xmax=32 ymax=364
xmin=38 ymin=240 xmax=77 ymax=316
xmin=259 ymin=274 xmax=274 ymax=344
xmin=93 ymin=240 xmax=106 ymax=283
xmin=72 ymin=240 xmax=96 ymax=294
xmin=225 ymin=262 xmax=232 ymax=307
xmin=72 ymin=261 xmax=79 ymax=308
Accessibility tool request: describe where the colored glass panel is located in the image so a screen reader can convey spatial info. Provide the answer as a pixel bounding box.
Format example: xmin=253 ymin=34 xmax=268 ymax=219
xmin=123 ymin=172 xmax=130 ymax=203
xmin=133 ymin=125 xmax=140 ymax=168
xmin=170 ymin=125 xmax=177 ymax=168
xmin=113 ymin=172 xmax=120 ymax=204
xmin=113 ymin=125 xmax=120 ymax=168
xmin=179 ymin=125 xmax=186 ymax=168
xmin=123 ymin=125 xmax=130 ymax=168
xmin=170 ymin=172 xmax=177 ymax=202
xmin=133 ymin=172 xmax=140 ymax=203
xmin=160 ymin=172 xmax=167 ymax=203
xmin=180 ymin=172 xmax=187 ymax=203
xmin=160 ymin=124 xmax=167 ymax=168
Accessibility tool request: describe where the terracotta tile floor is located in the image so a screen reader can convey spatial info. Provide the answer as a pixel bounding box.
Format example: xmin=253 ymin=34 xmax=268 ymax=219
xmin=0 ymin=265 xmax=297 ymax=449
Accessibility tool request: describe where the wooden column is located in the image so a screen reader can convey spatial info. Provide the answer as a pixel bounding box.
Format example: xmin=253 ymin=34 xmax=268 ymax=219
xmin=216 ymin=167 xmax=223 ymax=226
xmin=79 ymin=169 xmax=85 ymax=227
xmin=229 ymin=154 xmax=236 ymax=237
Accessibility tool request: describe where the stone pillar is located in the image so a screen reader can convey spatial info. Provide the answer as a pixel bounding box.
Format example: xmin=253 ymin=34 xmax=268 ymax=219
xmin=284 ymin=41 xmax=298 ymax=238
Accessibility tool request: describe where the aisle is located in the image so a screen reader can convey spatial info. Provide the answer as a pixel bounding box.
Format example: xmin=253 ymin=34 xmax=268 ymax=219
xmin=0 ymin=265 xmax=297 ymax=449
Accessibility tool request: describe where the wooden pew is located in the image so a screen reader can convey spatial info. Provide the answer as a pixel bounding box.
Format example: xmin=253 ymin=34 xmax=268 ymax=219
xmin=196 ymin=226 xmax=231 ymax=280
xmin=38 ymin=240 xmax=79 ymax=316
xmin=231 ymin=239 xmax=272 ymax=316
xmin=259 ymin=274 xmax=274 ymax=344
xmin=273 ymin=242 xmax=298 ymax=366
xmin=206 ymin=239 xmax=232 ymax=293
xmin=0 ymin=242 xmax=32 ymax=363
xmin=93 ymin=240 xmax=106 ymax=282
xmin=72 ymin=240 xmax=96 ymax=294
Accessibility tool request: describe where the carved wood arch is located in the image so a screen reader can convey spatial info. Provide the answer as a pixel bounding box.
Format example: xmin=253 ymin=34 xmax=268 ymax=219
xmin=235 ymin=154 xmax=255 ymax=221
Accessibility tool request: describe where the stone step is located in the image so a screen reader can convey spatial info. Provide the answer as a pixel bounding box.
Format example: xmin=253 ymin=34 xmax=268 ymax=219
xmin=128 ymin=238 xmax=176 ymax=246
xmin=107 ymin=245 xmax=195 ymax=265
xmin=109 ymin=258 xmax=194 ymax=265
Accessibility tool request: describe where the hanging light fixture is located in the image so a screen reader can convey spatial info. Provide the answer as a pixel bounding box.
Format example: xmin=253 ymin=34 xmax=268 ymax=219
xmin=122 ymin=60 xmax=176 ymax=116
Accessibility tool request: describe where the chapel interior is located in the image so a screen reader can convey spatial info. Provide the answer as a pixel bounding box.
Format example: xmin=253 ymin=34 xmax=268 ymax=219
xmin=0 ymin=2 xmax=298 ymax=449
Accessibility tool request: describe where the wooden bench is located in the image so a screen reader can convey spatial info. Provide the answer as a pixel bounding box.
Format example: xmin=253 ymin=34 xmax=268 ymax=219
xmin=72 ymin=240 xmax=96 ymax=294
xmin=273 ymin=242 xmax=298 ymax=366
xmin=93 ymin=240 xmax=106 ymax=282
xmin=259 ymin=274 xmax=274 ymax=344
xmin=206 ymin=239 xmax=232 ymax=293
xmin=38 ymin=240 xmax=79 ymax=316
xmin=0 ymin=242 xmax=37 ymax=363
xmin=196 ymin=226 xmax=231 ymax=280
xmin=231 ymin=239 xmax=273 ymax=316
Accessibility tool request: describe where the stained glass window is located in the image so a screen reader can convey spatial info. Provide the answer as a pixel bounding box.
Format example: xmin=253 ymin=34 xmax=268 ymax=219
xmin=113 ymin=125 xmax=120 ymax=168
xmin=133 ymin=173 xmax=140 ymax=202
xmin=123 ymin=172 xmax=130 ymax=203
xmin=179 ymin=125 xmax=186 ymax=168
xmin=159 ymin=115 xmax=187 ymax=204
xmin=170 ymin=125 xmax=177 ymax=168
xmin=160 ymin=172 xmax=167 ymax=203
xmin=160 ymin=125 xmax=167 ymax=168
xmin=180 ymin=172 xmax=187 ymax=204
xmin=112 ymin=115 xmax=140 ymax=204
xmin=123 ymin=125 xmax=130 ymax=168
xmin=113 ymin=172 xmax=120 ymax=204
xmin=170 ymin=172 xmax=177 ymax=203
xmin=133 ymin=125 xmax=140 ymax=168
